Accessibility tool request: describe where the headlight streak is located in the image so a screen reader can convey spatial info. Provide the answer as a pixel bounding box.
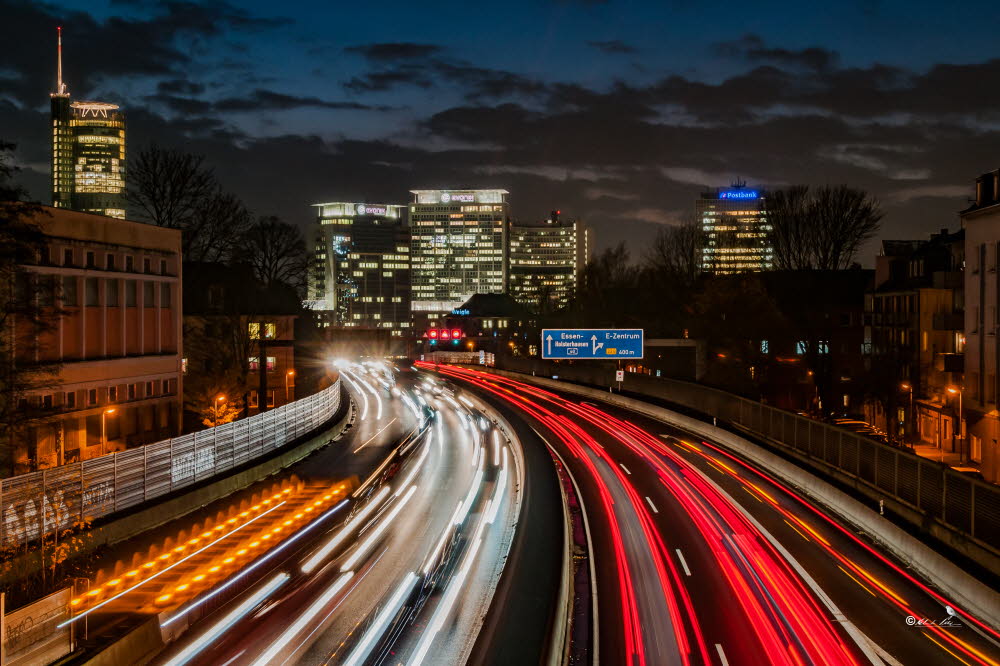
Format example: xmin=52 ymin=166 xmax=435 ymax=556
xmin=341 ymin=572 xmax=420 ymax=666
xmin=342 ymin=372 xmax=369 ymax=420
xmin=458 ymin=395 xmax=474 ymax=408
xmin=249 ymin=571 xmax=355 ymax=666
xmin=301 ymin=487 xmax=390 ymax=574
xmin=492 ymin=430 xmax=500 ymax=466
xmin=409 ymin=534 xmax=485 ymax=666
xmin=455 ymin=456 xmax=485 ymax=527
xmin=485 ymin=456 xmax=508 ymax=525
xmin=395 ymin=442 xmax=430 ymax=497
xmin=341 ymin=485 xmax=418 ymax=572
xmin=58 ymin=501 xmax=287 ymax=628
xmin=163 ymin=573 xmax=290 ymax=666
xmin=423 ymin=502 xmax=465 ymax=575
xmin=352 ymin=418 xmax=398 ymax=454
xmin=162 ymin=500 xmax=349 ymax=627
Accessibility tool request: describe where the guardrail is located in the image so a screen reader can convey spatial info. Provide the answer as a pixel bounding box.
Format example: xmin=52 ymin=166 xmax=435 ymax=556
xmin=0 ymin=379 xmax=341 ymax=549
xmin=496 ymin=357 xmax=1000 ymax=565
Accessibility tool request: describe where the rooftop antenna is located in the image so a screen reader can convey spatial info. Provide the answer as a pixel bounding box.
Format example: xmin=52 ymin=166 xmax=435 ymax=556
xmin=731 ymin=178 xmax=747 ymax=188
xmin=53 ymin=26 xmax=69 ymax=97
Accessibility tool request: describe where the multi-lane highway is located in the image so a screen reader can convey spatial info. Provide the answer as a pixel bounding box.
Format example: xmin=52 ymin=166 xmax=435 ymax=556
xmin=426 ymin=362 xmax=1000 ymax=666
xmin=61 ymin=363 xmax=535 ymax=666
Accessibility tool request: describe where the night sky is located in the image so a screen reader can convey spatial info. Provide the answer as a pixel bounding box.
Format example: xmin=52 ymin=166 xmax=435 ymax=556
xmin=3 ymin=0 xmax=999 ymax=261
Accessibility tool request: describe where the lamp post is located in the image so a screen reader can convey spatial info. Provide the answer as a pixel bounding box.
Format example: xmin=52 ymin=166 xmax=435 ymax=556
xmin=900 ymin=382 xmax=913 ymax=444
xmin=946 ymin=386 xmax=964 ymax=462
xmin=214 ymin=395 xmax=226 ymax=427
xmin=285 ymin=370 xmax=295 ymax=403
xmin=101 ymin=408 xmax=116 ymax=456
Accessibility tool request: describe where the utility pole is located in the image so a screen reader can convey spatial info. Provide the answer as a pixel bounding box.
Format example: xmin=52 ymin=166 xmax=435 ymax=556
xmin=258 ymin=321 xmax=269 ymax=413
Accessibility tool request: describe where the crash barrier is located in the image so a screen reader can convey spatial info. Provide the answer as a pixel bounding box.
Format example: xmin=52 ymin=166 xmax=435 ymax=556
xmin=0 ymin=379 xmax=341 ymax=549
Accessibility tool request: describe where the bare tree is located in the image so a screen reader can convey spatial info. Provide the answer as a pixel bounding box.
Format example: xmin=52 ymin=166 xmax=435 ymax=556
xmin=644 ymin=217 xmax=701 ymax=285
xmin=128 ymin=145 xmax=251 ymax=263
xmin=236 ymin=216 xmax=308 ymax=292
xmin=768 ymin=185 xmax=883 ymax=270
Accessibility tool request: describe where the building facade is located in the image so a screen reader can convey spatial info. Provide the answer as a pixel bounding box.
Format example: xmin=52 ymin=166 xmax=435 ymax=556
xmin=697 ymin=186 xmax=771 ymax=274
xmin=409 ymin=189 xmax=509 ymax=325
xmin=962 ymin=170 xmax=1000 ymax=482
xmin=508 ymin=214 xmax=589 ymax=312
xmin=862 ymin=232 xmax=964 ymax=449
xmin=12 ymin=206 xmax=182 ymax=472
xmin=307 ymin=202 xmax=409 ymax=336
xmin=50 ymin=28 xmax=126 ymax=218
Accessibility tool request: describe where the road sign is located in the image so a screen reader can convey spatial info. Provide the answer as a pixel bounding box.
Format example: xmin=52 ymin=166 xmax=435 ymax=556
xmin=615 ymin=370 xmax=625 ymax=382
xmin=542 ymin=329 xmax=644 ymax=360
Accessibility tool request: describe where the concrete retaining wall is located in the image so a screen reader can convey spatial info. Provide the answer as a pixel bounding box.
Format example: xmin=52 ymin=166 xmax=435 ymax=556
xmin=486 ymin=368 xmax=1000 ymax=631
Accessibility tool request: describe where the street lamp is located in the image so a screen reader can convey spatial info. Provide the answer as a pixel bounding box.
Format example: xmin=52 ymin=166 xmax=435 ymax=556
xmin=214 ymin=395 xmax=226 ymax=427
xmin=101 ymin=408 xmax=117 ymax=456
xmin=946 ymin=386 xmax=964 ymax=462
xmin=900 ymin=382 xmax=913 ymax=444
xmin=285 ymin=369 xmax=295 ymax=403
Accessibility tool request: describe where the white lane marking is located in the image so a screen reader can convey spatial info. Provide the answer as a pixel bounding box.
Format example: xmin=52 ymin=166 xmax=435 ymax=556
xmin=715 ymin=643 xmax=729 ymax=666
xmin=353 ymin=418 xmax=398 ymax=454
xmin=675 ymin=548 xmax=692 ymax=576
xmin=645 ymin=496 xmax=658 ymax=513
xmin=619 ymin=463 xmax=632 ymax=475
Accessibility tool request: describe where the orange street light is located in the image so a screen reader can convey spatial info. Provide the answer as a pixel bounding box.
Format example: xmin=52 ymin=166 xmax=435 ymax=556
xmin=947 ymin=386 xmax=964 ymax=461
xmin=101 ymin=408 xmax=118 ymax=456
xmin=214 ymin=395 xmax=226 ymax=427
xmin=285 ymin=369 xmax=295 ymax=402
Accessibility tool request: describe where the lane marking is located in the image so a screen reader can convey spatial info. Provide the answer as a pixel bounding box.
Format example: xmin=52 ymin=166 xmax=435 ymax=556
xmin=353 ymin=418 xmax=398 ymax=454
xmin=838 ymin=565 xmax=876 ymax=598
xmin=619 ymin=463 xmax=632 ymax=475
xmin=715 ymin=643 xmax=730 ymax=666
xmin=644 ymin=496 xmax=658 ymax=514
xmin=675 ymin=549 xmax=692 ymax=576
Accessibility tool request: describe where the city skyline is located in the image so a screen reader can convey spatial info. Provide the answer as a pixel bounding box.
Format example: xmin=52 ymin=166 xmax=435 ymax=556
xmin=2 ymin=0 xmax=998 ymax=261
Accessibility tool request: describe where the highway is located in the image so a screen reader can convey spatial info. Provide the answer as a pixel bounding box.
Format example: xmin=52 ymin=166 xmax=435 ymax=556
xmin=426 ymin=363 xmax=1000 ymax=666
xmin=64 ymin=363 xmax=526 ymax=666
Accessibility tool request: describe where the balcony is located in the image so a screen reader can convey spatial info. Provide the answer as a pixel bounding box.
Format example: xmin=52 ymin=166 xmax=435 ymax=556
xmin=932 ymin=311 xmax=964 ymax=331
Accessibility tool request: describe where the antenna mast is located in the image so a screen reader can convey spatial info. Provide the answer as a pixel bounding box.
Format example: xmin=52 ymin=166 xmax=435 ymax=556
xmin=53 ymin=26 xmax=69 ymax=97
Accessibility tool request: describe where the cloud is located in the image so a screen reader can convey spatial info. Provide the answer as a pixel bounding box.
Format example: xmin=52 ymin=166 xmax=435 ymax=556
xmin=586 ymin=40 xmax=637 ymax=55
xmin=157 ymin=79 xmax=206 ymax=95
xmin=344 ymin=42 xmax=444 ymax=62
xmin=213 ymin=89 xmax=392 ymax=112
xmin=715 ymin=34 xmax=839 ymax=72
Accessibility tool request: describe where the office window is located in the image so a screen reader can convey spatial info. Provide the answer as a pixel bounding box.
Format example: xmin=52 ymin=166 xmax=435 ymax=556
xmin=106 ymin=280 xmax=119 ymax=306
xmin=161 ymin=283 xmax=172 ymax=308
xmin=128 ymin=383 xmax=137 ymax=400
xmin=160 ymin=259 xmax=168 ymax=275
xmin=65 ymin=391 xmax=76 ymax=409
xmin=125 ymin=255 xmax=134 ymax=272
xmin=143 ymin=257 xmax=151 ymax=273
xmin=62 ymin=276 xmax=78 ymax=306
xmin=108 ymin=386 xmax=118 ymax=402
xmin=107 ymin=254 xmax=116 ymax=270
xmin=86 ymin=251 xmax=95 ymax=268
xmin=85 ymin=278 xmax=100 ymax=306
xmin=249 ymin=322 xmax=276 ymax=339
xmin=146 ymin=381 xmax=155 ymax=396
xmin=88 ymin=388 xmax=98 ymax=406
xmin=125 ymin=280 xmax=137 ymax=307
xmin=144 ymin=281 xmax=155 ymax=307
xmin=248 ymin=390 xmax=259 ymax=408
xmin=63 ymin=248 xmax=74 ymax=266
xmin=266 ymin=390 xmax=275 ymax=408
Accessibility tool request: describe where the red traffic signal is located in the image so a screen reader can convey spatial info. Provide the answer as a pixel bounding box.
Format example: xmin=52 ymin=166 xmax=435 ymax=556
xmin=441 ymin=329 xmax=451 ymax=339
xmin=451 ymin=329 xmax=462 ymax=339
xmin=428 ymin=329 xmax=438 ymax=338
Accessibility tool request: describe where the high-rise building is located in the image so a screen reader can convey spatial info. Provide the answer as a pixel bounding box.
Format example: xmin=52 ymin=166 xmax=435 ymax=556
xmin=697 ymin=185 xmax=771 ymax=274
xmin=50 ymin=27 xmax=127 ymax=219
xmin=508 ymin=213 xmax=589 ymax=312
xmin=409 ymin=189 xmax=509 ymax=323
xmin=307 ymin=202 xmax=410 ymax=336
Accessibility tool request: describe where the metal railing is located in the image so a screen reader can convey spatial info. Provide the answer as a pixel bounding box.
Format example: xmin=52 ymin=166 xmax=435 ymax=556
xmin=497 ymin=357 xmax=1000 ymax=558
xmin=0 ymin=379 xmax=341 ymax=549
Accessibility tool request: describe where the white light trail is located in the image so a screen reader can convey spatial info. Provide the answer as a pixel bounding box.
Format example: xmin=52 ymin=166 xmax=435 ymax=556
xmin=409 ymin=536 xmax=485 ymax=666
xmin=163 ymin=500 xmax=348 ymax=627
xmin=342 ymin=373 xmax=369 ymax=420
xmin=422 ymin=502 xmax=463 ymax=575
xmin=353 ymin=418 xmax=397 ymax=454
xmin=486 ymin=462 xmax=508 ymax=525
xmin=394 ymin=443 xmax=429 ymax=496
xmin=342 ymin=572 xmax=419 ymax=666
xmin=164 ymin=573 xmax=289 ymax=666
xmin=492 ymin=430 xmax=500 ymax=466
xmin=59 ymin=501 xmax=286 ymax=628
xmin=341 ymin=485 xmax=418 ymax=572
xmin=458 ymin=395 xmax=474 ymax=408
xmin=455 ymin=458 xmax=485 ymax=527
xmin=301 ymin=487 xmax=390 ymax=573
xmin=249 ymin=572 xmax=355 ymax=666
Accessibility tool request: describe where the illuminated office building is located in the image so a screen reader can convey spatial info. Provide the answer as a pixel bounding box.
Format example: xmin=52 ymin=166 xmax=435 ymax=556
xmin=508 ymin=213 xmax=589 ymax=312
xmin=308 ymin=202 xmax=410 ymax=336
xmin=697 ymin=186 xmax=772 ymax=274
xmin=50 ymin=28 xmax=127 ymax=219
xmin=409 ymin=189 xmax=509 ymax=323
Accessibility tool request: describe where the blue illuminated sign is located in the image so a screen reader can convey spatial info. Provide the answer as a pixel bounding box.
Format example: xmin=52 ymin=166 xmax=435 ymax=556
xmin=451 ymin=308 xmax=470 ymax=315
xmin=542 ymin=329 xmax=644 ymax=360
xmin=719 ymin=190 xmax=759 ymax=200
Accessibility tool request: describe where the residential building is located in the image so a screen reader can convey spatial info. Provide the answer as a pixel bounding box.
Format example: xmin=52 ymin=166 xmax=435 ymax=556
xmin=697 ymin=184 xmax=771 ymax=274
xmin=409 ymin=189 xmax=509 ymax=325
xmin=863 ymin=231 xmax=964 ymax=450
xmin=508 ymin=213 xmax=590 ymax=312
xmin=50 ymin=28 xmax=126 ymax=218
xmin=962 ymin=170 xmax=1000 ymax=481
xmin=10 ymin=206 xmax=182 ymax=471
xmin=306 ymin=202 xmax=409 ymax=336
xmin=183 ymin=263 xmax=298 ymax=428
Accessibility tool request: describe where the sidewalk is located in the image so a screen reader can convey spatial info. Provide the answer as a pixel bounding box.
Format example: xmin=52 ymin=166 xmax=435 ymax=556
xmin=910 ymin=442 xmax=971 ymax=470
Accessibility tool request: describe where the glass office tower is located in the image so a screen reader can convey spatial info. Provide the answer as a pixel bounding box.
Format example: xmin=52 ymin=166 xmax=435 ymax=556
xmin=697 ymin=186 xmax=772 ymax=274
xmin=508 ymin=215 xmax=588 ymax=312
